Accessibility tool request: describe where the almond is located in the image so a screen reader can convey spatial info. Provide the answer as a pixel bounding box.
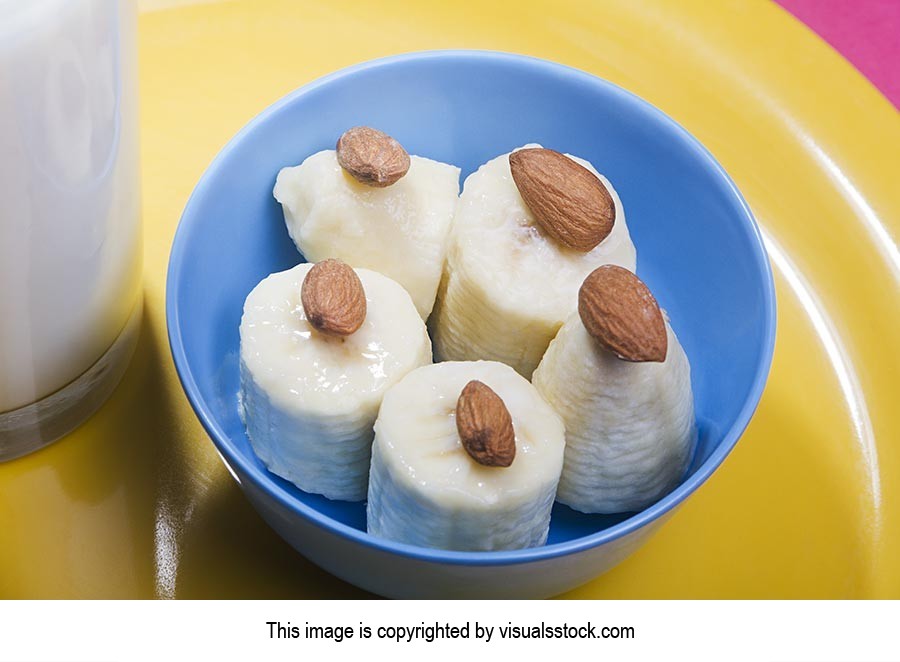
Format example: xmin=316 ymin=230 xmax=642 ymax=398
xmin=301 ymin=259 xmax=366 ymax=337
xmin=455 ymin=380 xmax=516 ymax=468
xmin=509 ymin=147 xmax=615 ymax=252
xmin=336 ymin=126 xmax=410 ymax=187
xmin=578 ymin=265 xmax=667 ymax=362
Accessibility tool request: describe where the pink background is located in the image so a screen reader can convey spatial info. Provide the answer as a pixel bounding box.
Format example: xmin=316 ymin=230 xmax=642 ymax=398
xmin=776 ymin=0 xmax=900 ymax=108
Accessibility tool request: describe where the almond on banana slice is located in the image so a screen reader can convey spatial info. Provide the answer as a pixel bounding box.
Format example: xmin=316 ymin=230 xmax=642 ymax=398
xmin=455 ymin=380 xmax=516 ymax=467
xmin=301 ymin=258 xmax=367 ymax=337
xmin=240 ymin=263 xmax=431 ymax=502
xmin=336 ymin=126 xmax=410 ymax=187
xmin=578 ymin=264 xmax=667 ymax=362
xmin=430 ymin=146 xmax=636 ymax=379
xmin=368 ymin=360 xmax=565 ymax=550
xmin=509 ymin=147 xmax=615 ymax=252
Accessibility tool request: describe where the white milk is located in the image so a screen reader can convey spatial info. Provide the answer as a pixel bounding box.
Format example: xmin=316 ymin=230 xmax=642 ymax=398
xmin=0 ymin=0 xmax=142 ymax=457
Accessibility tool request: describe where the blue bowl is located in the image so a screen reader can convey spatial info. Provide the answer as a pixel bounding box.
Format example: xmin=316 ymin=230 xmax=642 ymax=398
xmin=167 ymin=51 xmax=776 ymax=598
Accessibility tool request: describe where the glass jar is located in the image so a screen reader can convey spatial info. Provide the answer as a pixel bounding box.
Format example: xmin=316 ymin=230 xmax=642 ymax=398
xmin=0 ymin=0 xmax=142 ymax=460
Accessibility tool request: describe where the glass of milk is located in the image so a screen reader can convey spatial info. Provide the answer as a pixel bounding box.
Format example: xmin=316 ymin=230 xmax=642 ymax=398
xmin=0 ymin=0 xmax=142 ymax=460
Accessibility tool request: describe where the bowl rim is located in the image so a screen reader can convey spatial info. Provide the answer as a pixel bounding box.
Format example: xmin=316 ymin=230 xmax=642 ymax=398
xmin=166 ymin=49 xmax=777 ymax=567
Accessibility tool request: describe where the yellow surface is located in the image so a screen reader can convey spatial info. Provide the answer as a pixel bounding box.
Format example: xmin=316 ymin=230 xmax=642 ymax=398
xmin=1 ymin=0 xmax=898 ymax=599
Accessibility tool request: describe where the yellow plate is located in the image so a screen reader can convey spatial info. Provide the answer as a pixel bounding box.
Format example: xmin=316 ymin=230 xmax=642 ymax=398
xmin=1 ymin=0 xmax=897 ymax=599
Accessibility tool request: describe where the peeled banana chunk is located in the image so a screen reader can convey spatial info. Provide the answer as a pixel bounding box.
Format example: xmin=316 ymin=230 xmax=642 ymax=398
xmin=430 ymin=145 xmax=637 ymax=378
xmin=274 ymin=150 xmax=460 ymax=320
xmin=239 ymin=263 xmax=431 ymax=501
xmin=367 ymin=360 xmax=566 ymax=551
xmin=533 ymin=312 xmax=696 ymax=514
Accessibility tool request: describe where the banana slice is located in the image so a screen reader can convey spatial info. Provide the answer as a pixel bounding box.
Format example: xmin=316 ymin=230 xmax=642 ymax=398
xmin=532 ymin=267 xmax=696 ymax=514
xmin=273 ymin=148 xmax=460 ymax=319
xmin=239 ymin=262 xmax=431 ymax=501
xmin=430 ymin=145 xmax=637 ymax=378
xmin=367 ymin=360 xmax=565 ymax=551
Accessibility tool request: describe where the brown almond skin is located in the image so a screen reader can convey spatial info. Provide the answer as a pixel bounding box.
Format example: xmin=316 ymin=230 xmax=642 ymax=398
xmin=300 ymin=259 xmax=367 ymax=337
xmin=578 ymin=265 xmax=667 ymax=362
xmin=336 ymin=126 xmax=410 ymax=187
xmin=455 ymin=380 xmax=516 ymax=468
xmin=509 ymin=147 xmax=615 ymax=252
